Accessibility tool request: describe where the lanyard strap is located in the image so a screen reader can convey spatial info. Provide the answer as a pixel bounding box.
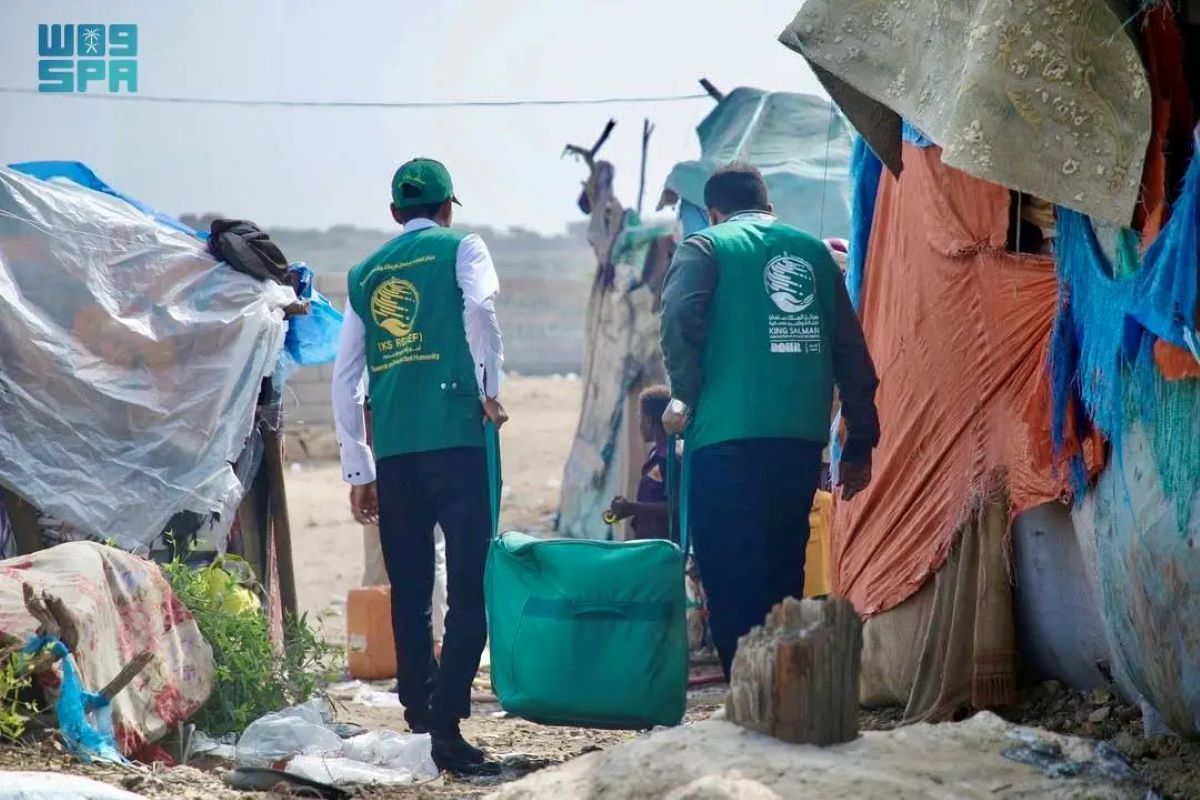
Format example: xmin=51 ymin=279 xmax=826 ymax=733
xmin=485 ymin=420 xmax=502 ymax=538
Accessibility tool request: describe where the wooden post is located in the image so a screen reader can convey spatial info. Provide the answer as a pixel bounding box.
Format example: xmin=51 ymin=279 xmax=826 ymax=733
xmin=99 ymin=651 xmax=155 ymax=701
xmin=636 ymin=118 xmax=655 ymax=218
xmin=1 ymin=485 xmax=43 ymax=556
xmin=260 ymin=422 xmax=299 ymax=627
xmin=699 ymin=78 xmax=725 ymax=102
xmin=726 ymin=595 xmax=862 ymax=746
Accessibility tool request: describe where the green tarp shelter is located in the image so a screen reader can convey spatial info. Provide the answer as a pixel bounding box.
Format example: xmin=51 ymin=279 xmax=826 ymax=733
xmin=664 ymin=87 xmax=853 ymax=239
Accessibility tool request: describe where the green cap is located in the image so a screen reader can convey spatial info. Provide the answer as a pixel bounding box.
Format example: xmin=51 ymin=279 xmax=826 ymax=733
xmin=390 ymin=158 xmax=461 ymax=209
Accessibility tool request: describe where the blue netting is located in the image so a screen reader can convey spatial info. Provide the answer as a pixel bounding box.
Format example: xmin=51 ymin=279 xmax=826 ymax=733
xmin=22 ymin=635 xmax=125 ymax=763
xmin=1050 ymin=210 xmax=1144 ymax=447
xmin=1131 ymin=137 xmax=1200 ymax=347
xmin=1049 ymin=138 xmax=1200 ymax=529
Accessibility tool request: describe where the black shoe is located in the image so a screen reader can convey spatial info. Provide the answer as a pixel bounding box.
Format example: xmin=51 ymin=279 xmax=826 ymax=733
xmin=433 ymin=726 xmax=486 ymax=764
xmin=432 ymin=729 xmax=498 ymax=775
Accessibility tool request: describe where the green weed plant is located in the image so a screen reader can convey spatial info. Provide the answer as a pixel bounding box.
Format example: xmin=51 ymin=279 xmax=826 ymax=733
xmin=161 ymin=553 xmax=341 ymax=735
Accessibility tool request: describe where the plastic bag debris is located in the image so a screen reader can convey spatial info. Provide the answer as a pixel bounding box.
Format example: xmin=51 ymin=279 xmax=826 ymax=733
xmin=343 ymin=729 xmax=436 ymax=772
xmin=287 ymin=753 xmax=437 ymax=788
xmin=191 ymin=729 xmax=238 ymax=762
xmin=235 ymin=701 xmax=437 ymax=787
xmin=0 ymin=772 xmax=146 ymax=799
xmin=326 ymin=679 xmax=404 ymax=709
xmin=236 ymin=706 xmax=342 ymax=767
xmin=23 ymin=636 xmax=123 ymax=764
xmin=284 ymin=262 xmax=342 ymax=367
xmin=352 ymin=688 xmax=404 ymax=708
xmin=1002 ymin=730 xmax=1154 ymax=791
xmin=294 ymin=729 xmax=437 ymax=786
xmin=283 ymin=697 xmax=337 ymax=726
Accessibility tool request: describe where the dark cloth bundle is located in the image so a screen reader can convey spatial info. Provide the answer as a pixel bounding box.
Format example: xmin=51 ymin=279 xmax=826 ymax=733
xmin=207 ymin=219 xmax=289 ymax=283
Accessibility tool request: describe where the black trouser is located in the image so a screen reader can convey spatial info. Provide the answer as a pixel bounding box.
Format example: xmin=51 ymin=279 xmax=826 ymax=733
xmin=688 ymin=438 xmax=823 ymax=679
xmin=375 ymin=446 xmax=490 ymax=732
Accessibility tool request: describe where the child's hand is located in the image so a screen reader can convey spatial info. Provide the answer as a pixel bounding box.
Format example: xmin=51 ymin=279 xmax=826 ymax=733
xmin=607 ymin=496 xmax=635 ymax=521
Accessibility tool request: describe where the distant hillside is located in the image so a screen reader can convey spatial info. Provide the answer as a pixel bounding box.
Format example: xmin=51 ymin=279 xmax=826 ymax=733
xmin=179 ymin=214 xmax=602 ymax=375
xmin=178 ymin=214 xmax=598 ymax=280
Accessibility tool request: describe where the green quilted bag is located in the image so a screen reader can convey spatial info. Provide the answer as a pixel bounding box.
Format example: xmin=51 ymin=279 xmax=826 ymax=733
xmin=484 ymin=424 xmax=688 ymax=729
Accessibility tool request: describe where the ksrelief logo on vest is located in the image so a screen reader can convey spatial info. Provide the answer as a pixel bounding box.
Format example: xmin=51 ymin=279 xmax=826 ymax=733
xmin=38 ymin=24 xmax=138 ymax=93
xmin=370 ymin=278 xmax=420 ymax=338
xmin=764 ymin=254 xmax=816 ymax=314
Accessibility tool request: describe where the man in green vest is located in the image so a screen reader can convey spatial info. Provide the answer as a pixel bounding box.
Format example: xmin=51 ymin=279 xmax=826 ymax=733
xmin=332 ymin=158 xmax=506 ymax=776
xmin=659 ymin=162 xmax=879 ymax=679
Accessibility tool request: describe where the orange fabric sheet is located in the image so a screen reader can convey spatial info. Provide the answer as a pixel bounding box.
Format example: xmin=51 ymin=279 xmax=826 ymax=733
xmin=833 ymin=144 xmax=1074 ymax=617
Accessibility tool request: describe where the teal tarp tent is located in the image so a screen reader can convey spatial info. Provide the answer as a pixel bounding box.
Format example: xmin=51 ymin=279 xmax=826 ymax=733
xmin=665 ymin=88 xmax=853 ymax=239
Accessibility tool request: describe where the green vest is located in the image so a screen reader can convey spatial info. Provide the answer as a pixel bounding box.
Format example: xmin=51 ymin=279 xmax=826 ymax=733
xmin=688 ymin=213 xmax=838 ymax=450
xmin=348 ymin=225 xmax=484 ymax=459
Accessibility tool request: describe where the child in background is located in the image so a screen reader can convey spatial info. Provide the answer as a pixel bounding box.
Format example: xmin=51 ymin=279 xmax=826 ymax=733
xmin=605 ymin=385 xmax=674 ymax=542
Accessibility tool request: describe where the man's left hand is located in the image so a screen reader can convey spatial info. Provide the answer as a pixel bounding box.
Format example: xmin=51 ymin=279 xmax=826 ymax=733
xmin=838 ymin=461 xmax=872 ymax=501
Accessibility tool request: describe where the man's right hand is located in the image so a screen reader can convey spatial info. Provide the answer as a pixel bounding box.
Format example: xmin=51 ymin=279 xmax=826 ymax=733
xmin=483 ymin=396 xmax=509 ymax=428
xmin=838 ymin=461 xmax=872 ymax=501
xmin=662 ymin=399 xmax=690 ymax=436
xmin=350 ymin=482 xmax=379 ymax=525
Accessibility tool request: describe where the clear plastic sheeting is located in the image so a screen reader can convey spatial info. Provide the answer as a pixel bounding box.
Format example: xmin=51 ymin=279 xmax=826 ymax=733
xmin=0 ymin=166 xmax=292 ymax=550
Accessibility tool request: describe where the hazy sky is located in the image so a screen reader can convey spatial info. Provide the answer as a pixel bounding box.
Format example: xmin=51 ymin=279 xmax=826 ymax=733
xmin=0 ymin=1 xmax=823 ymax=234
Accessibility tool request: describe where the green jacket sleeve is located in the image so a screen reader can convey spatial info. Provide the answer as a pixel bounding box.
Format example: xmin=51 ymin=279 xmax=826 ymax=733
xmin=659 ymin=236 xmax=717 ymax=408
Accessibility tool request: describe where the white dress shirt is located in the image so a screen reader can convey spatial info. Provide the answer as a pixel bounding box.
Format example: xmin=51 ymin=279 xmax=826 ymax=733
xmin=332 ymin=218 xmax=504 ymax=485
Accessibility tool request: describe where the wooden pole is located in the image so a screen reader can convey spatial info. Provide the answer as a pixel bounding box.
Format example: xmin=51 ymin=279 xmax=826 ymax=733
xmin=699 ymin=78 xmax=724 ymax=103
xmin=260 ymin=419 xmax=299 ymax=628
xmin=563 ymin=119 xmax=618 ymax=163
xmin=99 ymin=651 xmax=155 ymax=701
xmin=726 ymin=595 xmax=862 ymax=746
xmin=591 ymin=118 xmax=617 ymax=159
xmin=636 ymin=118 xmax=655 ymax=218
